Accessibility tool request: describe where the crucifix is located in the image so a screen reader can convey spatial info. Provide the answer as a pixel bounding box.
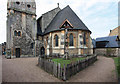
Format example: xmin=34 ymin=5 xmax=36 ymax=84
xmin=60 ymin=19 xmax=73 ymax=59
xmin=64 ymin=28 xmax=69 ymax=60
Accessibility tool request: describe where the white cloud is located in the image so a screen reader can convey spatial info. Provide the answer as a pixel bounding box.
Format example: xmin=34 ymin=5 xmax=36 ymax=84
xmin=0 ymin=0 xmax=7 ymax=44
xmin=0 ymin=0 xmax=118 ymax=44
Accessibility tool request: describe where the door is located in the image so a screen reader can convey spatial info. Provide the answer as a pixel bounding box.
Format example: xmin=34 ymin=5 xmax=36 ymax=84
xmin=16 ymin=48 xmax=20 ymax=58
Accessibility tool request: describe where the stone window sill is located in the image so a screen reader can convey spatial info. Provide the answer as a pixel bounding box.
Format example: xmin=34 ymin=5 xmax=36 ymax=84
xmin=69 ymin=46 xmax=75 ymax=48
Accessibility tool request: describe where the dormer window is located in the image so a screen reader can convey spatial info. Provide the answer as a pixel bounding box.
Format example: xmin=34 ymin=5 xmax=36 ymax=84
xmin=16 ymin=1 xmax=20 ymax=5
xmin=27 ymin=4 xmax=31 ymax=8
xmin=60 ymin=19 xmax=73 ymax=28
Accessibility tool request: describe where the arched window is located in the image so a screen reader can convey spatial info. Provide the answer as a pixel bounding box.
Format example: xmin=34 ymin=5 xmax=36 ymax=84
xmin=83 ymin=32 xmax=86 ymax=45
xmin=55 ymin=35 xmax=59 ymax=47
xmin=14 ymin=30 xmax=17 ymax=36
xmin=16 ymin=1 xmax=20 ymax=5
xmin=27 ymin=4 xmax=31 ymax=8
xmin=18 ymin=31 xmax=21 ymax=36
xmin=69 ymin=33 xmax=74 ymax=46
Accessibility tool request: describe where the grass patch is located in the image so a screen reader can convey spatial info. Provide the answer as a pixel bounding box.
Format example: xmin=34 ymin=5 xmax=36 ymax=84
xmin=52 ymin=57 xmax=85 ymax=68
xmin=113 ymin=57 xmax=120 ymax=78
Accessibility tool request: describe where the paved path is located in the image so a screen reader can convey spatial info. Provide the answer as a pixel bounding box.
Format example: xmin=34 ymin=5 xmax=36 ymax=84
xmin=2 ymin=56 xmax=117 ymax=82
xmin=2 ymin=56 xmax=61 ymax=82
xmin=67 ymin=56 xmax=117 ymax=82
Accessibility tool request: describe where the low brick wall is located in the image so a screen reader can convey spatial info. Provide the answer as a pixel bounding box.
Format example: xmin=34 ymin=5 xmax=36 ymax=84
xmin=95 ymin=48 xmax=119 ymax=57
xmin=38 ymin=55 xmax=97 ymax=81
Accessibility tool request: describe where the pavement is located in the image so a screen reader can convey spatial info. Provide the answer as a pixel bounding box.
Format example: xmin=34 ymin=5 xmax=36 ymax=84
xmin=2 ymin=55 xmax=118 ymax=82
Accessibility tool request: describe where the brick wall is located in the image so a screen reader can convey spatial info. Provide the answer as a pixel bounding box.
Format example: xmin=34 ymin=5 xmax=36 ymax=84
xmin=95 ymin=48 xmax=119 ymax=56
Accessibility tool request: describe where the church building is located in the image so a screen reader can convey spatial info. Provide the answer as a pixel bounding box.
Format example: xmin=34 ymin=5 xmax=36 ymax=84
xmin=36 ymin=5 xmax=93 ymax=56
xmin=6 ymin=0 xmax=93 ymax=58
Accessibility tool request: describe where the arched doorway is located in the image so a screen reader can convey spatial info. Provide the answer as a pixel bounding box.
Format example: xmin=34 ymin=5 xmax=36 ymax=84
xmin=16 ymin=48 xmax=20 ymax=58
xmin=41 ymin=47 xmax=45 ymax=56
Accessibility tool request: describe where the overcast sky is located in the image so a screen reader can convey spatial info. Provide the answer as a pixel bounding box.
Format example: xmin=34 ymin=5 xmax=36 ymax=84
xmin=0 ymin=0 xmax=119 ymax=44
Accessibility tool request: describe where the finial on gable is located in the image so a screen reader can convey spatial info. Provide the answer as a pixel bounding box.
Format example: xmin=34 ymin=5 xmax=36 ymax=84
xmin=57 ymin=3 xmax=59 ymax=8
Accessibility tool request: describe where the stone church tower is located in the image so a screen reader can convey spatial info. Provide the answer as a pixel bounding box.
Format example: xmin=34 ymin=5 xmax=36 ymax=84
xmin=6 ymin=0 xmax=37 ymax=58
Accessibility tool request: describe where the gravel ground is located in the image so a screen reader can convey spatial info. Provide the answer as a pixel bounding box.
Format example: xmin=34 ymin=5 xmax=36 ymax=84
xmin=2 ymin=55 xmax=118 ymax=82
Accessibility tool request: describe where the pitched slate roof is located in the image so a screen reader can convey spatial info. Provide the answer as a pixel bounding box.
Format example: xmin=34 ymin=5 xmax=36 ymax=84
xmin=44 ymin=5 xmax=91 ymax=34
xmin=96 ymin=37 xmax=108 ymax=42
xmin=95 ymin=35 xmax=120 ymax=48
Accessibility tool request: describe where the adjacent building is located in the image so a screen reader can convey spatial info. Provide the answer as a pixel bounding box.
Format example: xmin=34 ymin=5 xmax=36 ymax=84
xmin=93 ymin=26 xmax=120 ymax=56
xmin=109 ymin=26 xmax=120 ymax=38
xmin=93 ymin=36 xmax=120 ymax=56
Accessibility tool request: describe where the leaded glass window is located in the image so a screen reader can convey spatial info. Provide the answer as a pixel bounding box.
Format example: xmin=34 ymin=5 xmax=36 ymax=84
xmin=69 ymin=33 xmax=74 ymax=46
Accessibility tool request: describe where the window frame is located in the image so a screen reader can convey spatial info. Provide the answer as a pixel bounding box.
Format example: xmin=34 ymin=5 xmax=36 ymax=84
xmin=14 ymin=30 xmax=22 ymax=37
xmin=83 ymin=32 xmax=86 ymax=45
xmin=18 ymin=31 xmax=21 ymax=36
xmin=69 ymin=33 xmax=74 ymax=46
xmin=14 ymin=30 xmax=17 ymax=36
xmin=54 ymin=35 xmax=59 ymax=47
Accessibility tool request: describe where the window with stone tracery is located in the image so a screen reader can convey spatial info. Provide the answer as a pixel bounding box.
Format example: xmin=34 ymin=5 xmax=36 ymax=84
xmin=69 ymin=33 xmax=74 ymax=46
xmin=83 ymin=32 xmax=86 ymax=45
xmin=54 ymin=35 xmax=59 ymax=47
